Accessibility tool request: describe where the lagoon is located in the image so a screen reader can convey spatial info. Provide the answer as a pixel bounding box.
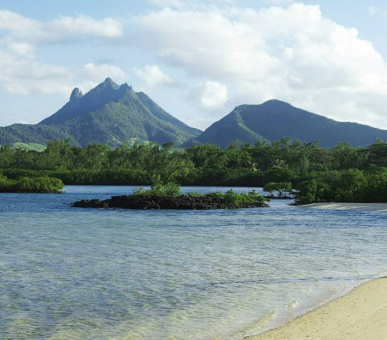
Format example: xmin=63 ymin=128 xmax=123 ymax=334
xmin=0 ymin=186 xmax=386 ymax=339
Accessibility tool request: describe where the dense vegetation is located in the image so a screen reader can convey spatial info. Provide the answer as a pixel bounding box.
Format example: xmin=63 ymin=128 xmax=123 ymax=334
xmin=0 ymin=172 xmax=64 ymax=193
xmin=133 ymin=178 xmax=266 ymax=207
xmin=1 ymin=137 xmax=387 ymax=203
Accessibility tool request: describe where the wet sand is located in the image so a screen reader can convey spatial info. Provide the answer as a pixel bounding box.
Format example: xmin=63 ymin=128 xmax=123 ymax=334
xmin=245 ymin=278 xmax=387 ymax=340
xmin=301 ymin=202 xmax=387 ymax=212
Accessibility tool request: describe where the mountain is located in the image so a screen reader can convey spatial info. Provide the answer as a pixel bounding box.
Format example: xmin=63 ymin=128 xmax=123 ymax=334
xmin=3 ymin=88 xmax=386 ymax=149
xmin=0 ymin=78 xmax=201 ymax=147
xmin=192 ymin=100 xmax=387 ymax=148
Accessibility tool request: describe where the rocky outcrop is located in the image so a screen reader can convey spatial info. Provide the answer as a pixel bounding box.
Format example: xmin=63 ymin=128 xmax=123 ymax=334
xmin=70 ymin=87 xmax=83 ymax=101
xmin=72 ymin=194 xmax=269 ymax=210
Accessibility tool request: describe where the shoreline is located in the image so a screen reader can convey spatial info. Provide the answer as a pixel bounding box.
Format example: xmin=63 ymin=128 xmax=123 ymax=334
xmin=244 ymin=278 xmax=387 ymax=340
xmin=300 ymin=202 xmax=387 ymax=212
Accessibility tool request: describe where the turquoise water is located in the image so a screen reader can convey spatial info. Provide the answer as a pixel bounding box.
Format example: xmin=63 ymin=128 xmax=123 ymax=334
xmin=0 ymin=186 xmax=386 ymax=339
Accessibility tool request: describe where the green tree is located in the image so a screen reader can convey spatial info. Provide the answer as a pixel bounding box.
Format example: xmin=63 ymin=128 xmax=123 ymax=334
xmin=263 ymin=182 xmax=292 ymax=197
xmin=0 ymin=145 xmax=12 ymax=168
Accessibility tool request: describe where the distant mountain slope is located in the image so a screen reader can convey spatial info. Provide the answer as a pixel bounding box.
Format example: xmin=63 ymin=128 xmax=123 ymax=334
xmin=136 ymin=92 xmax=200 ymax=135
xmin=0 ymin=124 xmax=74 ymax=146
xmin=0 ymin=78 xmax=201 ymax=147
xmin=193 ymin=100 xmax=387 ymax=148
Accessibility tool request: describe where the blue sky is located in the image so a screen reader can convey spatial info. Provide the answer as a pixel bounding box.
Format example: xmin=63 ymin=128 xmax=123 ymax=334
xmin=1 ymin=0 xmax=387 ymax=131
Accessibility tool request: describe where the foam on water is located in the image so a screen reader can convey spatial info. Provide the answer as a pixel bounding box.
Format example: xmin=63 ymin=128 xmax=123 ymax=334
xmin=0 ymin=186 xmax=386 ymax=339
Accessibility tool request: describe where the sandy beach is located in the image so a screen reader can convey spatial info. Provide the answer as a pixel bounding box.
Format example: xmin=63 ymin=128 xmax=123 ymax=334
xmin=301 ymin=202 xmax=387 ymax=212
xmin=245 ymin=278 xmax=387 ymax=340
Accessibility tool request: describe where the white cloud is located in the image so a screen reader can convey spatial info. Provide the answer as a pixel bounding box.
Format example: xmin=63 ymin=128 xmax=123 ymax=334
xmin=47 ymin=15 xmax=122 ymax=39
xmin=0 ymin=10 xmax=126 ymax=98
xmin=0 ymin=47 xmax=127 ymax=97
xmin=0 ymin=49 xmax=72 ymax=95
xmin=135 ymin=8 xmax=275 ymax=79
xmin=5 ymin=40 xmax=35 ymax=57
xmin=0 ymin=10 xmax=122 ymax=55
xmin=134 ymin=64 xmax=174 ymax=88
xmin=82 ymin=63 xmax=127 ymax=83
xmin=134 ymin=3 xmax=387 ymax=129
xmin=0 ymin=10 xmax=38 ymax=32
xmin=189 ymin=81 xmax=228 ymax=108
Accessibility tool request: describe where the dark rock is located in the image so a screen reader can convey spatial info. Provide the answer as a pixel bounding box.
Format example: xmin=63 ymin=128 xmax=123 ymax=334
xmin=71 ymin=199 xmax=108 ymax=208
xmin=71 ymin=194 xmax=269 ymax=210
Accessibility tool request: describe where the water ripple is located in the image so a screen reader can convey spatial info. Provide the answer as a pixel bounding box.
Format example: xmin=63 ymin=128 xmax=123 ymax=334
xmin=0 ymin=186 xmax=386 ymax=339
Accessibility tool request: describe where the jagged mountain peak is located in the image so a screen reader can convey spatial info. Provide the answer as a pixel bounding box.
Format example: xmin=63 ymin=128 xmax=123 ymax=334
xmin=70 ymin=87 xmax=83 ymax=102
xmin=119 ymin=82 xmax=130 ymax=90
xmin=19 ymin=78 xmax=202 ymax=146
xmin=39 ymin=79 xmax=129 ymax=125
xmin=92 ymin=77 xmax=120 ymax=92
xmin=102 ymin=77 xmax=116 ymax=86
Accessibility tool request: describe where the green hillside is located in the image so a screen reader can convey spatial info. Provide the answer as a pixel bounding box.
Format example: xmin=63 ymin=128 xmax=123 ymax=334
xmin=193 ymin=100 xmax=387 ymax=148
xmin=0 ymin=124 xmax=74 ymax=145
xmin=10 ymin=143 xmax=47 ymax=152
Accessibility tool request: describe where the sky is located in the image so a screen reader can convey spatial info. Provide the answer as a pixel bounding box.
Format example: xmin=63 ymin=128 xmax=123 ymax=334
xmin=1 ymin=0 xmax=387 ymax=131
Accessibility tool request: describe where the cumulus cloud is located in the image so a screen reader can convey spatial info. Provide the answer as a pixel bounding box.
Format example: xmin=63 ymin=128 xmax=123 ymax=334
xmin=0 ymin=47 xmax=127 ymax=97
xmin=0 ymin=49 xmax=72 ymax=95
xmin=134 ymin=64 xmax=174 ymax=88
xmin=189 ymin=81 xmax=228 ymax=108
xmin=47 ymin=16 xmax=122 ymax=39
xmin=134 ymin=3 xmax=387 ymax=129
xmin=0 ymin=9 xmax=122 ymax=55
xmin=0 ymin=10 xmax=38 ymax=32
xmin=135 ymin=8 xmax=275 ymax=79
xmin=82 ymin=63 xmax=127 ymax=83
xmin=5 ymin=41 xmax=35 ymax=57
xmin=0 ymin=10 xmax=125 ymax=97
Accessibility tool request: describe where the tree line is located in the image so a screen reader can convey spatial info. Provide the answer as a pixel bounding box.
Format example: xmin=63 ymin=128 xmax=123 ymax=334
xmin=1 ymin=138 xmax=387 ymax=202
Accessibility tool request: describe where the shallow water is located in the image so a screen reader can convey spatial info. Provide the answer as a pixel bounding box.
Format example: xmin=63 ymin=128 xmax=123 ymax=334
xmin=0 ymin=186 xmax=386 ymax=339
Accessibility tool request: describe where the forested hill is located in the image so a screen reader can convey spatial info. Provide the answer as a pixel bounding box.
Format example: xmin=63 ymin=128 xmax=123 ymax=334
xmin=192 ymin=100 xmax=387 ymax=148
xmin=0 ymin=78 xmax=201 ymax=147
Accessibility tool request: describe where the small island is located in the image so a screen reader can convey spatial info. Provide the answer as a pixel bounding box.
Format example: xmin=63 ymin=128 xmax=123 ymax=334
xmin=72 ymin=183 xmax=269 ymax=210
xmin=0 ymin=173 xmax=64 ymax=193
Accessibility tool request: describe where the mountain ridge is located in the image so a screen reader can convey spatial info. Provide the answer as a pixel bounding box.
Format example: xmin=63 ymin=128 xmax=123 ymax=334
xmin=0 ymin=78 xmax=201 ymax=147
xmin=191 ymin=99 xmax=387 ymax=148
xmin=1 ymin=82 xmax=387 ymax=148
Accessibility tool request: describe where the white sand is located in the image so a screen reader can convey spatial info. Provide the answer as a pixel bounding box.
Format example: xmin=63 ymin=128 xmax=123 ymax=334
xmin=300 ymin=202 xmax=387 ymax=212
xmin=245 ymin=278 xmax=387 ymax=340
